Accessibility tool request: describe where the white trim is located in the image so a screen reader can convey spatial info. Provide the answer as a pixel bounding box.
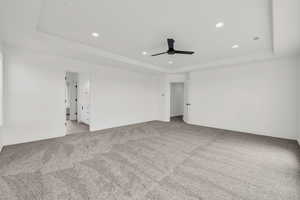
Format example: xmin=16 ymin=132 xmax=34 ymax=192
xmin=7 ymin=30 xmax=300 ymax=74
xmin=29 ymin=17 xmax=300 ymax=74
xmin=175 ymin=52 xmax=300 ymax=73
xmin=34 ymin=29 xmax=280 ymax=74
xmin=33 ymin=28 xmax=300 ymax=74
xmin=34 ymin=30 xmax=166 ymax=73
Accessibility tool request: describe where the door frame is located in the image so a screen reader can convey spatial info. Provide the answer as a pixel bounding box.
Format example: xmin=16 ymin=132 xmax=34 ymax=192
xmin=64 ymin=71 xmax=92 ymax=134
xmin=163 ymin=73 xmax=190 ymax=123
xmin=169 ymin=82 xmax=185 ymax=120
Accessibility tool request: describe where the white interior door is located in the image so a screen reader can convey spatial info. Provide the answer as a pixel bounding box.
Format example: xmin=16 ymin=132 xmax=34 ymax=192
xmin=66 ymin=72 xmax=78 ymax=121
xmin=183 ymin=80 xmax=190 ymax=123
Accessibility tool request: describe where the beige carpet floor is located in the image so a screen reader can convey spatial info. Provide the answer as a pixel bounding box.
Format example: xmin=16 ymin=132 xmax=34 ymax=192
xmin=0 ymin=120 xmax=299 ymax=200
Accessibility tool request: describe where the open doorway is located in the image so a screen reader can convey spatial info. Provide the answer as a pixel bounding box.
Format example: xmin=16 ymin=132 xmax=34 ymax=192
xmin=170 ymin=82 xmax=184 ymax=122
xmin=65 ymin=71 xmax=90 ymax=134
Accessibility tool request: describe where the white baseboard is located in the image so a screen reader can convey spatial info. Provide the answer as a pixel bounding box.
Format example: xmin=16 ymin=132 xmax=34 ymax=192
xmin=187 ymin=121 xmax=297 ymax=141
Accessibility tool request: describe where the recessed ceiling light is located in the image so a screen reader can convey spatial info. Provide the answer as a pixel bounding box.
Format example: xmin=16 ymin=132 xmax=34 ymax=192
xmin=216 ymin=22 xmax=224 ymax=28
xmin=232 ymin=44 xmax=239 ymax=49
xmin=92 ymin=32 xmax=99 ymax=37
xmin=168 ymin=61 xmax=173 ymax=64
xmin=142 ymin=51 xmax=148 ymax=55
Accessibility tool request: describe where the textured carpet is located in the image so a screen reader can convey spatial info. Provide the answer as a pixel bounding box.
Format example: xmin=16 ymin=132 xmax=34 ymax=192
xmin=0 ymin=121 xmax=299 ymax=200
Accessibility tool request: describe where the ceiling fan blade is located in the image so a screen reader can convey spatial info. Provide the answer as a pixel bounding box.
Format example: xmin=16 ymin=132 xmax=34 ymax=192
xmin=174 ymin=50 xmax=194 ymax=55
xmin=167 ymin=38 xmax=175 ymax=50
xmin=151 ymin=52 xmax=167 ymax=56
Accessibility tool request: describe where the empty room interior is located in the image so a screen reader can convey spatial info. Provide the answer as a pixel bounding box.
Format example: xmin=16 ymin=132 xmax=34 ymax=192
xmin=0 ymin=0 xmax=299 ymax=199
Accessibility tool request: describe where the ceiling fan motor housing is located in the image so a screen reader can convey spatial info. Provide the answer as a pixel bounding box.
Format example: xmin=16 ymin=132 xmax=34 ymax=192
xmin=167 ymin=50 xmax=176 ymax=55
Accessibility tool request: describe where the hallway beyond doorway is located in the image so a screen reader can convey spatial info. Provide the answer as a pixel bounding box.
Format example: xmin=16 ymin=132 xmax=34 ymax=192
xmin=170 ymin=115 xmax=183 ymax=122
xmin=66 ymin=120 xmax=89 ymax=135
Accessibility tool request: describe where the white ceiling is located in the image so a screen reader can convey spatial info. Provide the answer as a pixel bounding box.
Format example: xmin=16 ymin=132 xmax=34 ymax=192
xmin=38 ymin=0 xmax=273 ymax=69
xmin=0 ymin=0 xmax=299 ymax=73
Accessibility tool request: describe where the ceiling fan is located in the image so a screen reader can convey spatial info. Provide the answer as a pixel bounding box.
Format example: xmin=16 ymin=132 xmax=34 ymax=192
xmin=151 ymin=38 xmax=195 ymax=56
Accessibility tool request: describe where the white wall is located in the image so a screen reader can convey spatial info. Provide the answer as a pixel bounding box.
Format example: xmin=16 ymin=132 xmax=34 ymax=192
xmin=90 ymin=67 xmax=159 ymax=130
xmin=273 ymin=0 xmax=300 ymax=55
xmin=297 ymin=57 xmax=300 ymax=145
xmin=0 ymin=48 xmax=3 ymax=151
xmin=188 ymin=57 xmax=299 ymax=140
xmin=1 ymin=46 xmax=162 ymax=145
xmin=2 ymin=49 xmax=66 ymax=145
xmin=170 ymin=83 xmax=184 ymax=117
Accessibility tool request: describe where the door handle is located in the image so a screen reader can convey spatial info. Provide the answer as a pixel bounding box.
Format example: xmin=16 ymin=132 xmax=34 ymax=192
xmin=186 ymin=103 xmax=191 ymax=106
